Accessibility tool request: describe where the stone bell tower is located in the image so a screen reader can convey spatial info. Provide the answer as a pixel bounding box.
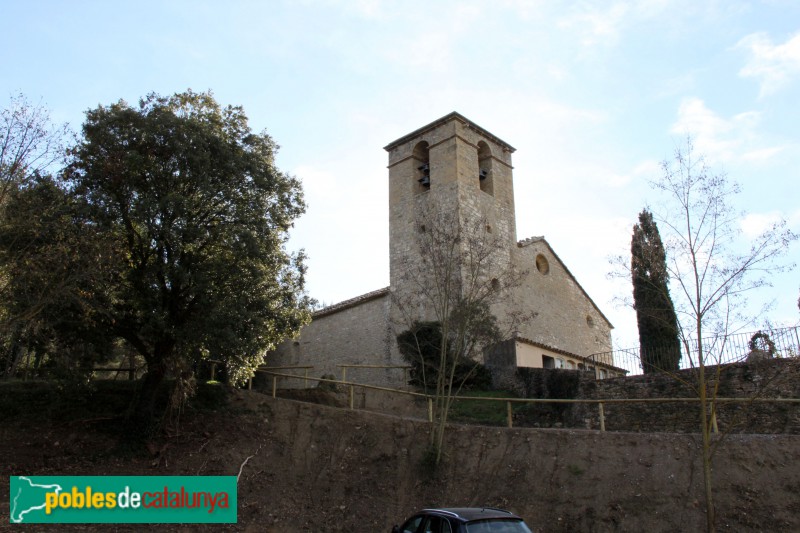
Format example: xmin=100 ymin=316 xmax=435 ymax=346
xmin=384 ymin=112 xmax=517 ymax=316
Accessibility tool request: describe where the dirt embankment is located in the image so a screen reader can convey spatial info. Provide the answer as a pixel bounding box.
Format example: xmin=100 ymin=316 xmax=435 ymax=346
xmin=2 ymin=388 xmax=800 ymax=532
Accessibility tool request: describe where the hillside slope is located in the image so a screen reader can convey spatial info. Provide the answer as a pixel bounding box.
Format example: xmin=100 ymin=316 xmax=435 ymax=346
xmin=2 ymin=387 xmax=799 ymax=532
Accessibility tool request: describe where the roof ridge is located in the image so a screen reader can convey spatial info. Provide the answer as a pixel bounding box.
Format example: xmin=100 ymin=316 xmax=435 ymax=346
xmin=312 ymin=287 xmax=390 ymax=318
xmin=517 ymin=235 xmax=545 ymax=247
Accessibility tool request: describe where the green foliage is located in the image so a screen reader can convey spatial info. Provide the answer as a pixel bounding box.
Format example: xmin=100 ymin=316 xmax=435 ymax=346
xmin=396 ymin=321 xmax=493 ymax=391
xmin=631 ymin=209 xmax=681 ymax=373
xmin=0 ymin=174 xmax=118 ymax=378
xmin=1 ymin=90 xmax=312 ymax=430
xmin=447 ymin=390 xmax=518 ymax=426
xmin=515 ymin=367 xmax=581 ymax=399
xmin=0 ymin=95 xmax=73 ymax=377
xmin=748 ymin=331 xmax=777 ymax=356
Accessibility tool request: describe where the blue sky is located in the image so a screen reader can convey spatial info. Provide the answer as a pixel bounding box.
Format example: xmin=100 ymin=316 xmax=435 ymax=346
xmin=2 ymin=0 xmax=798 ymax=347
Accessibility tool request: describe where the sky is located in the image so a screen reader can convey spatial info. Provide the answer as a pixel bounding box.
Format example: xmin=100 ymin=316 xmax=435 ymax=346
xmin=2 ymin=0 xmax=798 ymax=349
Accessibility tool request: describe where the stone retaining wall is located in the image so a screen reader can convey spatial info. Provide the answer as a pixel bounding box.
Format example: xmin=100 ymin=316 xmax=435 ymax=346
xmin=508 ymin=358 xmax=800 ymax=433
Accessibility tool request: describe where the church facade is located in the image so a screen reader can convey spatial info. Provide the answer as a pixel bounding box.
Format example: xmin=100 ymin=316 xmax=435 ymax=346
xmin=269 ymin=113 xmax=623 ymax=386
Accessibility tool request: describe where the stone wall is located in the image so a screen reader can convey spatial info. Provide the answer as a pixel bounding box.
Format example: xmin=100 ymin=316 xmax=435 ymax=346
xmin=385 ymin=113 xmax=612 ymax=360
xmin=386 ymin=113 xmax=517 ymax=328
xmin=507 ymin=358 xmax=800 ymax=434
xmin=268 ymin=290 xmax=406 ymax=388
xmin=511 ymin=238 xmax=613 ymax=357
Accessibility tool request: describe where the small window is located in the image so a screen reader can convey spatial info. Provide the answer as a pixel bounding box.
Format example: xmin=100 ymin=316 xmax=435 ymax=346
xmin=586 ymin=315 xmax=595 ymax=328
xmin=542 ymin=355 xmax=555 ymax=369
xmin=477 ymin=141 xmax=494 ymax=196
xmin=566 ymin=360 xmax=576 ymax=369
xmin=413 ymin=141 xmax=430 ymax=193
xmin=555 ymin=358 xmax=565 ymax=369
xmin=535 ymin=254 xmax=550 ymax=275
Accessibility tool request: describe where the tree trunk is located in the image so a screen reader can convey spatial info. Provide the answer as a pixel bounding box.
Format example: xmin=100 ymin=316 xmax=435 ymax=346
xmin=128 ymin=355 xmax=168 ymax=442
xmin=5 ymin=326 xmax=23 ymax=378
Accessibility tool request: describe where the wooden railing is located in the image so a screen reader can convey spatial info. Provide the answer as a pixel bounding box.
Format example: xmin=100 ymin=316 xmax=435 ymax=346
xmin=336 ymin=364 xmax=412 ymax=384
xmin=254 ymin=369 xmax=800 ymax=432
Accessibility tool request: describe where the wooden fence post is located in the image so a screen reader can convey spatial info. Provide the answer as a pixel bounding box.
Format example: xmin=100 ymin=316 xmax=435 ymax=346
xmin=248 ymin=377 xmax=252 ymax=390
xmin=427 ymin=397 xmax=433 ymax=423
xmin=506 ymin=401 xmax=513 ymax=428
xmin=272 ymin=376 xmax=277 ymax=398
xmin=342 ymin=367 xmax=348 ymax=384
xmin=349 ymin=385 xmax=354 ymax=410
xmin=599 ymin=402 xmax=606 ymax=432
xmin=210 ymin=363 xmax=217 ymax=381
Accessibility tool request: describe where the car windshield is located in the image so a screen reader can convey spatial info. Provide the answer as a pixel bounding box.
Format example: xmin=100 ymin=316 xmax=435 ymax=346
xmin=464 ymin=519 xmax=533 ymax=533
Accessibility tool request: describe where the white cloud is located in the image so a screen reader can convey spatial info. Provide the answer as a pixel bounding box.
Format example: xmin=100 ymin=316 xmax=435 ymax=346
xmin=555 ymin=0 xmax=680 ymax=48
xmin=740 ymin=146 xmax=785 ymax=161
xmin=604 ymin=159 xmax=661 ymax=188
xmin=740 ymin=211 xmax=784 ymax=238
xmin=558 ymin=2 xmax=630 ymax=47
xmin=670 ymin=97 xmax=784 ymax=164
xmin=737 ymin=31 xmax=800 ymax=97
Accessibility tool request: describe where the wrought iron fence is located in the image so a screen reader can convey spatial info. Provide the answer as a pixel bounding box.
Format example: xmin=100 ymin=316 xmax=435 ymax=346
xmin=589 ymin=325 xmax=800 ymax=377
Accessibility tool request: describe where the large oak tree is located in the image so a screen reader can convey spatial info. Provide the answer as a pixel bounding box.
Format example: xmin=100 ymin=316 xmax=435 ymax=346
xmin=61 ymin=90 xmax=312 ymax=429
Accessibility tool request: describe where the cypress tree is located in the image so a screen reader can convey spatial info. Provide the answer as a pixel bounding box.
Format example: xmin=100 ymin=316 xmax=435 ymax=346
xmin=631 ymin=209 xmax=681 ymax=373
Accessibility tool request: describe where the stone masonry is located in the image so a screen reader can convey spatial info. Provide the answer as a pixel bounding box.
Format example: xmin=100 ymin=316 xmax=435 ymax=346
xmin=508 ymin=358 xmax=800 ymax=434
xmin=270 ymin=113 xmax=615 ymax=386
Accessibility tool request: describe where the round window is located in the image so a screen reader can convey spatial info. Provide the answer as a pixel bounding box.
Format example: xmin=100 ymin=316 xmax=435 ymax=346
xmin=535 ymin=254 xmax=549 ymax=275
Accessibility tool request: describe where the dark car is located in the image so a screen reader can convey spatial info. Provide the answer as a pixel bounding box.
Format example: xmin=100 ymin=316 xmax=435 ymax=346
xmin=391 ymin=507 xmax=533 ymax=533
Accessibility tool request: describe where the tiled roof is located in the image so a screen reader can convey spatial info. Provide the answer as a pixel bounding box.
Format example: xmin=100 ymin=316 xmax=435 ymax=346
xmin=384 ymin=111 xmax=516 ymax=152
xmin=515 ymin=336 xmax=628 ymax=374
xmin=312 ymin=287 xmax=390 ymax=318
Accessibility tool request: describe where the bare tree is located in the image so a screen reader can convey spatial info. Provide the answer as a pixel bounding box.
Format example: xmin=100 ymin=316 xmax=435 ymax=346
xmin=0 ymin=93 xmax=69 ymax=204
xmin=649 ymin=137 xmax=796 ymax=532
xmin=392 ymin=209 xmax=530 ymax=466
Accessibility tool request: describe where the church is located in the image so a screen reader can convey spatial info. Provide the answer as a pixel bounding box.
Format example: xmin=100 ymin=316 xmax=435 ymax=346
xmin=269 ymin=113 xmax=623 ymax=386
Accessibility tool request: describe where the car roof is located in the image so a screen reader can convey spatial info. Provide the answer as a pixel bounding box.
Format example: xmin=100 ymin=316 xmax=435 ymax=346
xmin=421 ymin=508 xmax=521 ymax=522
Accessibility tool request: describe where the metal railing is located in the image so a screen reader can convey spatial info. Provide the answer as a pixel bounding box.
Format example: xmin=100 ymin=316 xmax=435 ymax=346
xmin=591 ymin=326 xmax=800 ymax=377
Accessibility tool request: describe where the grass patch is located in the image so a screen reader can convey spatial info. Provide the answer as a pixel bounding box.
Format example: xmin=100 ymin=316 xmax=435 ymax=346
xmin=447 ymin=390 xmax=520 ymax=426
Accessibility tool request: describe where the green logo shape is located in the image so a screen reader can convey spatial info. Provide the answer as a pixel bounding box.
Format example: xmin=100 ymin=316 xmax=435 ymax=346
xmin=9 ymin=476 xmax=237 ymax=523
